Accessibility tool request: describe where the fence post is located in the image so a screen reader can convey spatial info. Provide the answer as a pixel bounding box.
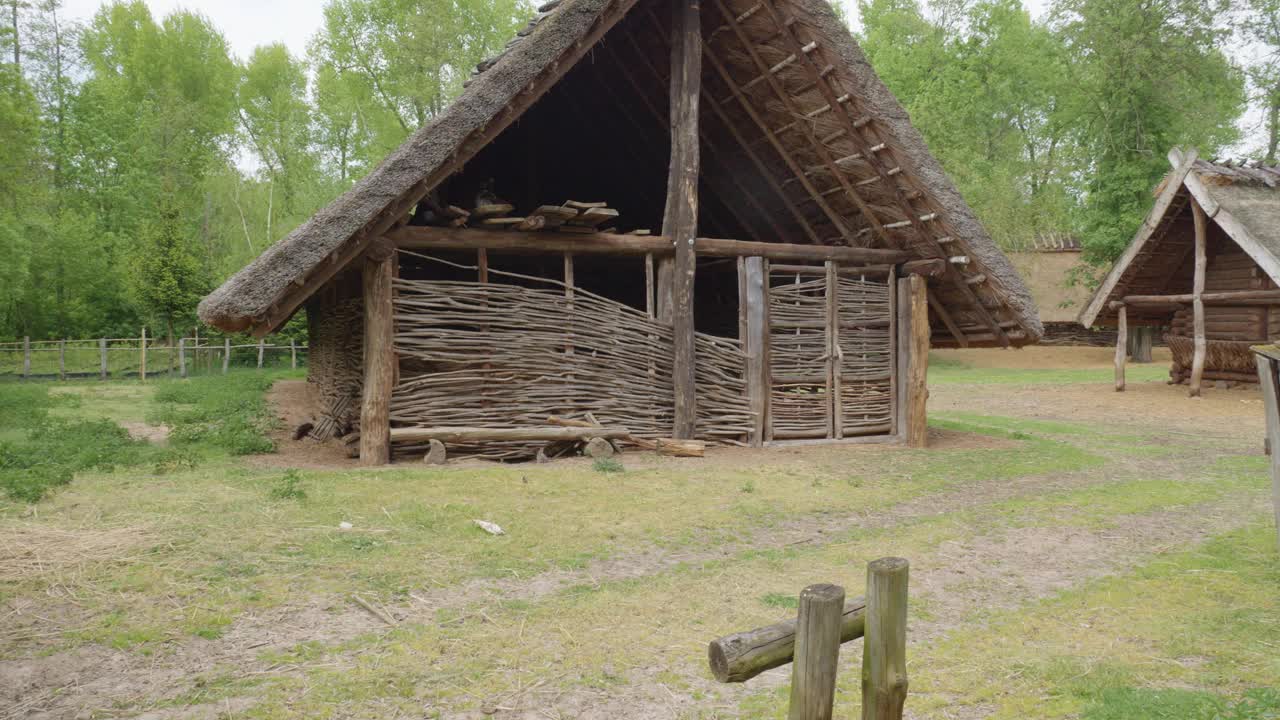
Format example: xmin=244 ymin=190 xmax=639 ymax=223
xmin=862 ymin=558 xmax=909 ymax=720
xmin=100 ymin=338 xmax=108 ymax=381
xmin=789 ymin=584 xmax=845 ymax=720
xmin=58 ymin=339 xmax=66 ymax=381
xmin=223 ymin=337 xmax=230 ymax=374
xmin=179 ymin=338 xmax=187 ymax=378
xmin=290 ymin=338 xmax=297 ymax=369
xmin=257 ymin=339 xmax=265 ymax=369
xmin=22 ymin=336 xmax=30 ymax=380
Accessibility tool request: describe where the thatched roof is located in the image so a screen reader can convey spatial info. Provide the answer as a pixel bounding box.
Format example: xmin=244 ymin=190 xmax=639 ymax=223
xmin=1079 ymin=148 xmax=1280 ymax=328
xmin=199 ymin=0 xmax=1042 ymax=347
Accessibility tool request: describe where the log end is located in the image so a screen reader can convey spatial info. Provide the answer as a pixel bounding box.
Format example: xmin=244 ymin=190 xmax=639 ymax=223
xmin=707 ymin=639 xmax=733 ymax=683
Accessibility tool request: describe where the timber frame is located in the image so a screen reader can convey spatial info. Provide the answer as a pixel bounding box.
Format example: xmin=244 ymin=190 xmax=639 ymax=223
xmin=1082 ymin=148 xmax=1280 ymax=394
xmin=200 ymin=0 xmax=1041 ymax=464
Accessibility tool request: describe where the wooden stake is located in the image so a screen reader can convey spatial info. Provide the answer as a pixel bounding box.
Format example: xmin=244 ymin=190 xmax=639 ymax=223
xmin=360 ymin=240 xmax=396 ymax=466
xmin=257 ymin=338 xmax=265 ymax=369
xmin=140 ymin=327 xmax=147 ymax=382
xmin=477 ymin=248 xmax=489 ymax=283
xmin=290 ymin=339 xmax=298 ymax=369
xmin=665 ymin=0 xmax=702 ymax=440
xmin=900 ymin=276 xmax=929 ymax=448
xmin=58 ymin=339 xmax=66 ymax=381
xmin=862 ymin=557 xmax=909 ymax=720
xmin=223 ymin=337 xmax=231 ymax=375
xmin=1254 ymin=354 xmax=1280 ymax=550
xmin=99 ymin=338 xmax=108 ymax=381
xmin=788 ymin=583 xmax=845 ymax=720
xmin=1190 ymin=198 xmax=1208 ymax=397
xmin=179 ymin=338 xmax=187 ymax=378
xmin=826 ymin=262 xmax=842 ymax=439
xmin=1114 ymin=304 xmax=1127 ymax=392
xmin=22 ymin=336 xmax=29 ymax=380
xmin=645 ymin=253 xmax=656 ymax=319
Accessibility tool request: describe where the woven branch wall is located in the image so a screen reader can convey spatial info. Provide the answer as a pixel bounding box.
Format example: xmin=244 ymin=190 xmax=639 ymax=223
xmin=389 ymin=277 xmax=751 ymax=460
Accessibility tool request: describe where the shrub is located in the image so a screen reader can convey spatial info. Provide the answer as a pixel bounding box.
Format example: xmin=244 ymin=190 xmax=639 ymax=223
xmin=151 ymin=373 xmax=279 ymax=456
xmin=269 ymin=469 xmax=306 ymax=501
xmin=592 ymin=457 xmax=624 ymax=474
xmin=0 ymin=418 xmax=147 ymax=502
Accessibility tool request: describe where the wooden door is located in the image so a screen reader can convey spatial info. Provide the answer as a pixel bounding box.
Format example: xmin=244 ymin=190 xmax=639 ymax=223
xmin=760 ymin=262 xmax=895 ymax=443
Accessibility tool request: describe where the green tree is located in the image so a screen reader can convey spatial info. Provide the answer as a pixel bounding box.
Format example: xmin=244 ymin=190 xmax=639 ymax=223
xmin=238 ymin=43 xmax=317 ymax=220
xmin=131 ymin=192 xmax=209 ymax=344
xmin=1242 ymin=0 xmax=1280 ymax=163
xmin=1051 ymin=0 xmax=1244 ymax=263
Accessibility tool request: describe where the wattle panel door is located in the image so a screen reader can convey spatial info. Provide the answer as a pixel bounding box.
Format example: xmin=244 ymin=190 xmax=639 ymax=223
xmin=835 ymin=274 xmax=895 ymax=437
xmin=767 ymin=268 xmax=833 ymax=440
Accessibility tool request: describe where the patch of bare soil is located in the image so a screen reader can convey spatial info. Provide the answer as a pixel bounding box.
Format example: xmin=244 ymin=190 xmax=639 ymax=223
xmin=249 ymin=380 xmax=354 ymax=470
xmin=120 ymin=422 xmax=170 ymax=444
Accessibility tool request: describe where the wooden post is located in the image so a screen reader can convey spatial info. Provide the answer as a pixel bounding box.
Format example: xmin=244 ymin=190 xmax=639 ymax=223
xmin=645 ymin=253 xmax=656 ymax=319
xmin=360 ymin=239 xmax=397 ymax=466
xmin=140 ymin=327 xmax=147 ymax=382
xmin=22 ymin=336 xmax=30 ymax=380
xmin=788 ymin=584 xmax=845 ymax=720
xmin=99 ymin=338 xmax=108 ymax=381
xmin=1255 ymin=353 xmax=1280 ymax=550
xmin=898 ymin=276 xmax=929 ymax=448
xmin=664 ymin=0 xmax=701 ymax=440
xmin=1190 ymin=198 xmax=1208 ymax=397
xmin=257 ymin=339 xmax=265 ymax=369
xmin=862 ymin=558 xmax=909 ymax=720
xmin=744 ymin=257 xmax=768 ymax=447
xmin=1114 ymin=304 xmax=1127 ymax=392
xmin=178 ymin=338 xmax=187 ymax=378
xmin=477 ymin=248 xmax=489 ymax=283
xmin=290 ymin=339 xmax=298 ymax=369
xmin=826 ymin=262 xmax=842 ymax=439
xmin=58 ymin=340 xmax=66 ymax=381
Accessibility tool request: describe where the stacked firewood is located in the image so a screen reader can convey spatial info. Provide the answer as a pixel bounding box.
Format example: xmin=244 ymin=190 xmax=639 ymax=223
xmin=416 ymin=193 xmax=651 ymax=236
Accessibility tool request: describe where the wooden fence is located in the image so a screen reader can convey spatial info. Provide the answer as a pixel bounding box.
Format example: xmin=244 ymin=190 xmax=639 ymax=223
xmin=0 ymin=332 xmax=307 ymax=382
xmin=708 ymin=557 xmax=909 ymax=720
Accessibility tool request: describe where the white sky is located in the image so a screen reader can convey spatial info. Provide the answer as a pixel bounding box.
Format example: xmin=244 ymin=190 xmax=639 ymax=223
xmin=58 ymin=0 xmax=1053 ymax=62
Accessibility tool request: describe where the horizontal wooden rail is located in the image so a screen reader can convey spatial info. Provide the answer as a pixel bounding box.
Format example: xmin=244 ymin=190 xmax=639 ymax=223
xmin=389 ymin=426 xmax=631 ymax=444
xmin=1112 ymin=289 xmax=1280 ymax=308
xmin=387 ymin=226 xmax=912 ymax=264
xmin=708 ymin=597 xmax=867 ymax=683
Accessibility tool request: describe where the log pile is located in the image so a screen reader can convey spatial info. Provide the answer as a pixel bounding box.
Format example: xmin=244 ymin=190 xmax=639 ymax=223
xmin=418 ymin=196 xmax=644 ymax=237
xmin=1166 ymin=334 xmax=1261 ymax=385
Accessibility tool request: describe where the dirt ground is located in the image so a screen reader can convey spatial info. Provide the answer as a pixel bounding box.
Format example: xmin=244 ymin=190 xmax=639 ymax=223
xmin=1 ymin=346 xmax=1273 ymax=720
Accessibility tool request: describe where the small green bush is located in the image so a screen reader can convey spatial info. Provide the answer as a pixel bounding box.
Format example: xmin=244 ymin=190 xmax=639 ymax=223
xmin=269 ymin=469 xmax=306 ymax=501
xmin=0 ymin=418 xmax=148 ymax=502
xmin=151 ymin=374 xmax=279 ymax=456
xmin=592 ymin=457 xmax=624 ymax=474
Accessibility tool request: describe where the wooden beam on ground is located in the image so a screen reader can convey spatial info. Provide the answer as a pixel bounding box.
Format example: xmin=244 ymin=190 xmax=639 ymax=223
xmin=388 ymin=226 xmax=911 ymax=264
xmin=360 ymin=239 xmax=396 ymax=466
xmin=708 ymin=597 xmax=867 ymax=683
xmin=1114 ymin=303 xmax=1127 ymax=392
xmin=1191 ymin=198 xmax=1208 ymax=397
xmin=666 ymin=0 xmax=701 ymax=441
xmin=391 ymin=426 xmax=632 ymax=443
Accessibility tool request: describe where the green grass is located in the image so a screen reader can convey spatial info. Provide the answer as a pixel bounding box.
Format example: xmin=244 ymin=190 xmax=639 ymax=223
xmin=930 ymin=353 xmax=1170 ymax=385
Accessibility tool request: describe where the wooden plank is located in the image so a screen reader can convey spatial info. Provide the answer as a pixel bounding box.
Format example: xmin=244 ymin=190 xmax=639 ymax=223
xmin=666 ymin=0 xmax=701 ymax=441
xmin=1114 ymin=304 xmax=1127 ymax=392
xmin=1191 ymin=198 xmax=1208 ymax=397
xmin=745 ymin=257 xmax=768 ymax=447
xmin=788 ymin=584 xmax=845 ymax=720
xmin=1254 ymin=353 xmax=1280 ymax=550
xmin=389 ymin=226 xmax=910 ymax=263
xmin=903 ymin=276 xmax=929 ymax=448
xmin=360 ymin=240 xmax=396 ymax=466
xmin=862 ymin=558 xmax=909 ymax=720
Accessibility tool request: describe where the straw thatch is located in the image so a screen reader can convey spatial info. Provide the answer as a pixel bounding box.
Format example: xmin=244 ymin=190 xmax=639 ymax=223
xmin=199 ymin=0 xmax=1041 ymax=347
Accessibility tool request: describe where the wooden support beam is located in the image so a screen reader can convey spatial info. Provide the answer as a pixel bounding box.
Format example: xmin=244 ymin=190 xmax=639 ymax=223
xmin=389 ymin=226 xmax=910 ymax=264
xmin=1119 ymin=289 xmax=1280 ymax=305
xmin=899 ymin=275 xmax=929 ymax=448
xmin=360 ymin=239 xmax=396 ymax=466
xmin=743 ymin=257 xmax=768 ymax=447
xmin=666 ymin=0 xmax=701 ymax=441
xmin=1191 ymin=198 xmax=1208 ymax=397
xmin=1114 ymin=303 xmax=1127 ymax=392
xmin=826 ymin=262 xmax=842 ymax=440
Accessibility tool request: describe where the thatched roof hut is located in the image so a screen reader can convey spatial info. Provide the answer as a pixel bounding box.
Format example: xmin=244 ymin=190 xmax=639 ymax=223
xmin=1080 ymin=148 xmax=1280 ymax=392
xmin=200 ymin=0 xmax=1041 ymax=463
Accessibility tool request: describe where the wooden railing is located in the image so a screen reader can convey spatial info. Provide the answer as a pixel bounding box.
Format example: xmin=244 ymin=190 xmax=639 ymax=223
xmin=0 ymin=333 xmax=307 ymax=381
xmin=708 ymin=557 xmax=909 ymax=720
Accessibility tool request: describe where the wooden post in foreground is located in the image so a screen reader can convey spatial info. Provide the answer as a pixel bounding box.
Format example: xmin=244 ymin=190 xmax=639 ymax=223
xmin=178 ymin=338 xmax=187 ymax=378
xmin=99 ymin=338 xmax=108 ymax=381
xmin=360 ymin=239 xmax=396 ymax=465
xmin=139 ymin=327 xmax=147 ymax=382
xmin=789 ymin=584 xmax=846 ymax=720
xmin=22 ymin=337 xmax=30 ymax=380
xmin=664 ymin=0 xmax=701 ymax=440
xmin=223 ymin=337 xmax=231 ymax=374
xmin=1255 ymin=352 xmax=1280 ymax=550
xmin=1114 ymin=304 xmax=1127 ymax=392
xmin=899 ymin=275 xmax=929 ymax=448
xmin=1190 ymin=198 xmax=1208 ymax=397
xmin=862 ymin=558 xmax=909 ymax=720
